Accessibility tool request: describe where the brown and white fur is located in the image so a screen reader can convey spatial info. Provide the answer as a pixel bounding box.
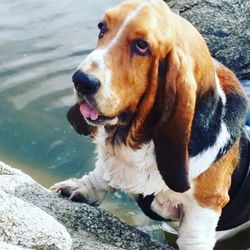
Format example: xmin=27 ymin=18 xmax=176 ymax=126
xmin=51 ymin=1 xmax=250 ymax=249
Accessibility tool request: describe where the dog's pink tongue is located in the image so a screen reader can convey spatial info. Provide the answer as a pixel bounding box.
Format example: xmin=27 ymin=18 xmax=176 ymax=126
xmin=80 ymin=102 xmax=99 ymax=121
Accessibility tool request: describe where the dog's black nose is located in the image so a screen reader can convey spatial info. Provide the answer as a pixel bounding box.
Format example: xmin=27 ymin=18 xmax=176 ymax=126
xmin=72 ymin=70 xmax=101 ymax=96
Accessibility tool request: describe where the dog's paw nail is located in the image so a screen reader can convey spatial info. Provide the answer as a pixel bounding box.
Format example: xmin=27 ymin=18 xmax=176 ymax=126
xmin=50 ymin=184 xmax=61 ymax=193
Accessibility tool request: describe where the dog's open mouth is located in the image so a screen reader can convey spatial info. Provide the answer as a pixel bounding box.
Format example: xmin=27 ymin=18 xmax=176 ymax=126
xmin=79 ymin=100 xmax=115 ymax=125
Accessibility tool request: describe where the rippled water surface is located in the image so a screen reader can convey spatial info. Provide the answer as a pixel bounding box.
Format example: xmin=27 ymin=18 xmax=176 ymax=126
xmin=0 ymin=0 xmax=121 ymax=183
xmin=0 ymin=0 xmax=249 ymax=249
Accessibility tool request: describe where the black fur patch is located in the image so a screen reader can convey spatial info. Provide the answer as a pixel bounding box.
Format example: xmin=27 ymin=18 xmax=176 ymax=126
xmin=136 ymin=194 xmax=166 ymax=221
xmin=189 ymin=89 xmax=223 ymax=157
xmin=215 ymin=92 xmax=248 ymax=161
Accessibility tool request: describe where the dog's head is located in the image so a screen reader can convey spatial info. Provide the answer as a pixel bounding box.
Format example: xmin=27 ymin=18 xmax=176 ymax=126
xmin=71 ymin=0 xmax=176 ymax=126
xmin=68 ymin=0 xmax=216 ymax=192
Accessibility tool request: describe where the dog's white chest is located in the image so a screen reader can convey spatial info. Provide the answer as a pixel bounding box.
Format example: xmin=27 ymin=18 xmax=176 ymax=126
xmin=94 ymin=128 xmax=167 ymax=195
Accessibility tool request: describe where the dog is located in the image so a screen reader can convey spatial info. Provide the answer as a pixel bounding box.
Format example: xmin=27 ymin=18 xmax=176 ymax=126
xmin=51 ymin=0 xmax=250 ymax=249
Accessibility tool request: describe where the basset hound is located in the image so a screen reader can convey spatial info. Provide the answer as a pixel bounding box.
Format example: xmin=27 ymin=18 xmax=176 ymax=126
xmin=51 ymin=0 xmax=250 ymax=249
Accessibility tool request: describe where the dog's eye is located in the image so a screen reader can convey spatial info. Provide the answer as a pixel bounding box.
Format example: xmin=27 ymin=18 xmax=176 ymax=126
xmin=98 ymin=22 xmax=107 ymax=39
xmin=133 ymin=39 xmax=150 ymax=56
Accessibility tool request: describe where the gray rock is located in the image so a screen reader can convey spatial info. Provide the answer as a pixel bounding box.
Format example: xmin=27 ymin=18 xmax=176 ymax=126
xmin=0 ymin=162 xmax=175 ymax=250
xmin=0 ymin=190 xmax=72 ymax=250
xmin=0 ymin=242 xmax=30 ymax=250
xmin=165 ymin=0 xmax=250 ymax=79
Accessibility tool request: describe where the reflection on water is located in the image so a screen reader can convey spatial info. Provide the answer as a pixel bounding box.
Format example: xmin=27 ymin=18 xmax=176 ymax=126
xmin=0 ymin=0 xmax=249 ymax=249
xmin=0 ymin=0 xmax=121 ymax=184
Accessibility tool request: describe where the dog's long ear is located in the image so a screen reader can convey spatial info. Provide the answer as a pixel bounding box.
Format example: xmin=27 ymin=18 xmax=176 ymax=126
xmin=153 ymin=49 xmax=196 ymax=193
xmin=67 ymin=104 xmax=94 ymax=136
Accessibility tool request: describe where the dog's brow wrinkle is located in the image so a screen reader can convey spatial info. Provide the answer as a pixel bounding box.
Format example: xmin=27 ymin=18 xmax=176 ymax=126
xmin=106 ymin=2 xmax=147 ymax=51
xmin=82 ymin=2 xmax=148 ymax=70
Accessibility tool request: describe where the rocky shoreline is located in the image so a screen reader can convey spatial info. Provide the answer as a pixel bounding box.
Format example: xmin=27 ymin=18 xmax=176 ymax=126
xmin=0 ymin=161 xmax=175 ymax=250
xmin=166 ymin=0 xmax=249 ymax=79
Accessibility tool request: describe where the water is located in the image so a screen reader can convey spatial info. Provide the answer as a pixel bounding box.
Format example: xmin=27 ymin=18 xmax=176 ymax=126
xmin=0 ymin=0 xmax=121 ymax=184
xmin=0 ymin=0 xmax=249 ymax=249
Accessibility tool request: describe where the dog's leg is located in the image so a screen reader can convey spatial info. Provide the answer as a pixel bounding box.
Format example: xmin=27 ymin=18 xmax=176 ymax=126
xmin=50 ymin=164 xmax=113 ymax=205
xmin=177 ymin=204 xmax=220 ymax=250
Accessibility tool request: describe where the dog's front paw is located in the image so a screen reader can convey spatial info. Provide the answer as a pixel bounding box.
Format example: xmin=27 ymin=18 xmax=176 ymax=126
xmin=177 ymin=245 xmax=212 ymax=250
xmin=50 ymin=177 xmax=106 ymax=205
xmin=50 ymin=179 xmax=79 ymax=196
xmin=177 ymin=237 xmax=215 ymax=250
xmin=50 ymin=179 xmax=87 ymax=202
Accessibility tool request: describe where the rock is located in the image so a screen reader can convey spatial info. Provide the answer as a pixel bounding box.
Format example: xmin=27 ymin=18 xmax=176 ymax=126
xmin=0 ymin=191 xmax=72 ymax=250
xmin=0 ymin=162 xmax=175 ymax=250
xmin=165 ymin=0 xmax=249 ymax=79
xmin=0 ymin=242 xmax=29 ymax=250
